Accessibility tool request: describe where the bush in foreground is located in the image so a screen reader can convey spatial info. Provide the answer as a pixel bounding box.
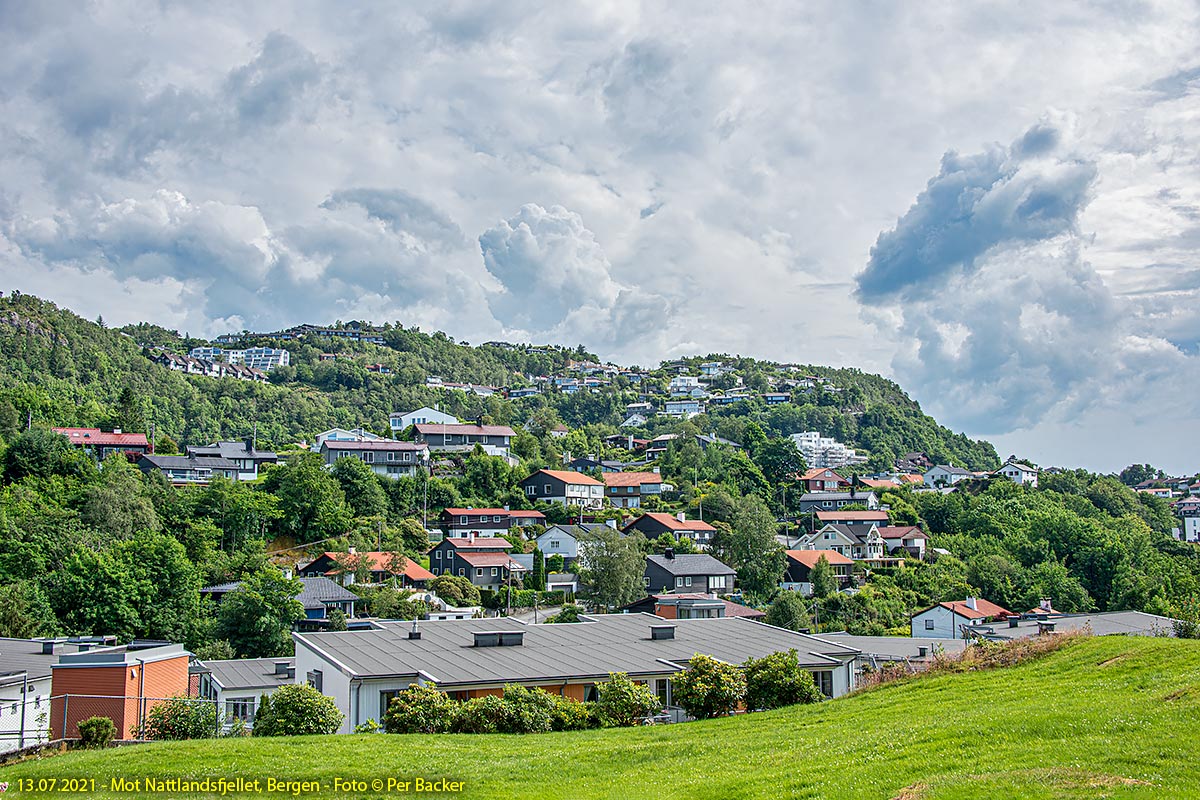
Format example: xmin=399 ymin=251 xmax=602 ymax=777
xmin=77 ymin=716 xmax=115 ymax=749
xmin=595 ymin=672 xmax=661 ymax=726
xmin=672 ymin=654 xmax=746 ymax=719
xmin=137 ymin=697 xmax=219 ymax=740
xmin=743 ymin=650 xmax=822 ymax=710
xmin=383 ymin=683 xmax=454 ymax=734
xmin=253 ymin=684 xmax=343 ymax=736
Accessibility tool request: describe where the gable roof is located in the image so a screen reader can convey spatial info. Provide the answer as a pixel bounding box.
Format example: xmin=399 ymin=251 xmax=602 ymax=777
xmin=139 ymin=454 xmax=239 ymax=470
xmin=799 ymin=467 xmax=847 ymax=482
xmin=876 ymin=525 xmax=928 ymax=540
xmin=457 ymin=552 xmax=525 ymax=569
xmin=414 ymin=423 xmax=515 ymax=437
xmin=199 ymin=657 xmax=295 ymax=692
xmin=930 ymin=464 xmax=973 ymax=476
xmin=645 ymin=553 xmax=734 ymax=576
xmin=932 ymin=599 xmax=1014 ymax=621
xmin=526 ymin=469 xmax=604 ymax=486
xmin=53 ymin=427 xmax=149 ymax=447
xmin=188 ymin=441 xmax=278 ymax=460
xmin=815 ymin=510 xmax=889 ymax=522
xmin=628 ymin=512 xmax=716 ymax=532
xmin=603 ymin=471 xmax=664 ymax=488
xmin=310 ymin=552 xmax=435 ymax=581
xmin=785 ymin=549 xmax=855 ymax=567
xmin=648 ymin=593 xmax=766 ymax=620
xmin=321 ymin=440 xmax=428 ymax=452
xmin=443 ymin=508 xmax=546 ymax=519
xmin=441 ymin=537 xmax=512 ymax=550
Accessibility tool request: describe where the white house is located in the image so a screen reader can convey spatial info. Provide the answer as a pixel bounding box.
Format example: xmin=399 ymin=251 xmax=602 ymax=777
xmin=993 ymin=460 xmax=1038 ymax=488
xmin=534 ymin=522 xmax=617 ymax=563
xmin=621 ymin=413 xmax=649 ymax=428
xmin=668 ymin=376 xmax=703 ymax=396
xmin=389 ymin=407 xmax=459 ymax=433
xmin=663 ymin=399 xmax=704 ymax=418
xmin=910 ymin=598 xmax=1014 ymax=639
xmin=923 ymin=464 xmax=974 ymax=488
xmin=313 ymin=428 xmax=384 ymax=451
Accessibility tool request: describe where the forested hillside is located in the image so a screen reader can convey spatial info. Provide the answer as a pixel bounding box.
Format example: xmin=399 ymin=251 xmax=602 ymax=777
xmin=0 ymin=292 xmax=995 ymax=471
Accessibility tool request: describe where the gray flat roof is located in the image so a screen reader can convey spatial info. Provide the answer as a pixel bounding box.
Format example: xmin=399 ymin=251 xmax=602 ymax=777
xmin=199 ymin=657 xmax=295 ymax=692
xmin=968 ymin=610 xmax=1178 ymax=640
xmin=0 ymin=638 xmax=108 ymax=684
xmin=295 ymin=614 xmax=859 ymax=686
xmin=815 ymin=634 xmax=969 ymax=660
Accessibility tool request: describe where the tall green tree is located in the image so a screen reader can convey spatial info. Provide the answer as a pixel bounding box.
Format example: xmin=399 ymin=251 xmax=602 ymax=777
xmin=330 ymin=456 xmax=388 ymax=518
xmin=267 ymin=453 xmax=353 ymax=544
xmin=578 ymin=526 xmax=645 ymax=609
xmin=213 ymin=568 xmax=305 ymax=657
xmin=717 ymin=495 xmax=786 ymax=598
xmin=809 ymin=554 xmax=837 ymax=599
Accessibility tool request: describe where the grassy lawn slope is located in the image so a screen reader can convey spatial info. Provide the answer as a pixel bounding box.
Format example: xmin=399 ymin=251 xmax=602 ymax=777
xmin=5 ymin=636 xmax=1199 ymax=800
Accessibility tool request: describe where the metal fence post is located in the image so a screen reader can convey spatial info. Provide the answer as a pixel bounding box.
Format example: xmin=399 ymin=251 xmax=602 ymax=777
xmin=62 ymin=695 xmax=69 ymax=740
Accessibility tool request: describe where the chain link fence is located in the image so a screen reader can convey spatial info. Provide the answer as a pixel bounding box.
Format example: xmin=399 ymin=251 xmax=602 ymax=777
xmin=0 ymin=694 xmax=222 ymax=753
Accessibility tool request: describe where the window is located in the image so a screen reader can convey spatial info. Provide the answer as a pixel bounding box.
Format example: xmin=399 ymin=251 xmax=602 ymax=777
xmin=823 ymin=500 xmax=833 ymax=508
xmin=403 ymin=452 xmax=412 ymax=462
xmin=655 ymin=679 xmax=670 ymax=707
xmin=550 ymin=541 xmax=560 ymax=549
xmin=583 ymin=684 xmax=600 ymax=703
xmin=627 ymin=487 xmax=635 ymax=494
xmin=684 ymin=577 xmax=692 ymax=587
xmin=460 ymin=516 xmax=468 ymax=524
xmin=380 ymin=690 xmax=400 ymax=720
xmin=812 ymin=670 xmax=833 ymax=698
xmin=363 ymin=452 xmax=374 ymax=463
xmin=226 ymin=697 xmax=255 ymax=722
xmin=494 ymin=515 xmax=503 ymax=523
xmin=491 ymin=567 xmax=499 ymax=576
xmin=676 ymin=577 xmax=684 ymax=588
xmin=458 ymin=569 xmax=465 ymax=576
xmin=544 ymin=484 xmax=552 ymax=493
xmin=710 ymin=575 xmax=727 ymax=590
xmin=307 ymin=670 xmax=323 ymax=693
xmin=386 ymin=451 xmax=396 ymax=462
xmin=476 ymin=568 xmax=484 ymax=577
xmin=435 ymin=551 xmax=442 ymax=560
xmin=643 ymin=576 xmax=651 ymax=587
xmin=525 ymin=486 xmax=535 ymax=496
xmin=924 ymin=619 xmax=935 ymax=630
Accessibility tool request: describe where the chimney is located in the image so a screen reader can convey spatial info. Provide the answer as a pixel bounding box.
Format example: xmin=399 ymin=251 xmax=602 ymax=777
xmin=274 ymin=661 xmax=290 ymax=676
xmin=664 ymin=547 xmax=675 ymax=560
xmin=112 ymin=428 xmax=122 ymax=435
xmin=408 ymin=620 xmax=421 ymax=640
xmin=652 ymin=466 xmax=660 ymax=474
xmin=917 ymin=645 xmax=928 ymax=658
xmin=965 ymin=597 xmax=977 ymax=610
xmin=245 ymin=436 xmax=255 ymax=454
xmin=650 ymin=624 xmax=676 ymax=640
xmin=348 ymin=546 xmax=357 ymax=555
xmin=41 ymin=640 xmax=55 ymax=655
xmin=676 ymin=512 xmax=686 ymax=522
xmin=1038 ymin=621 xmax=1056 ymax=635
xmin=1039 ymin=597 xmax=1052 ymax=612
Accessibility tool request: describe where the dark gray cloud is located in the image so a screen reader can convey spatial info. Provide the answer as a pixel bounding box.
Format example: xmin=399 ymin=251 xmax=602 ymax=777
xmin=857 ymin=125 xmax=1098 ymax=303
xmin=322 ymin=188 xmax=463 ymax=246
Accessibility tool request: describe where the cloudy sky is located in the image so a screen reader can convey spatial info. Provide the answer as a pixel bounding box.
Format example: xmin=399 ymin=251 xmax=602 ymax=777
xmin=1 ymin=1 xmax=1197 ymax=473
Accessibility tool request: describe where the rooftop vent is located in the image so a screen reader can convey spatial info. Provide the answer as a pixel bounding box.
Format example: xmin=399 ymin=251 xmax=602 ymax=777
xmin=274 ymin=661 xmax=290 ymax=676
xmin=663 ymin=547 xmax=675 ymax=560
xmin=917 ymin=645 xmax=928 ymax=658
xmin=650 ymin=624 xmax=676 ymax=641
xmin=408 ymin=620 xmax=421 ymax=640
xmin=41 ymin=641 xmax=55 ymax=655
xmin=473 ymin=631 xmax=524 ymax=648
xmin=1038 ymin=621 xmax=1057 ymax=635
xmin=1009 ymin=617 xmax=1020 ymax=628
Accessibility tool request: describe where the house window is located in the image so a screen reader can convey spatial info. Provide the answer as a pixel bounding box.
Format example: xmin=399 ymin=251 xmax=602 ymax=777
xmin=544 ymin=484 xmax=552 ymax=494
xmin=684 ymin=577 xmax=692 ymax=587
xmin=525 ymin=486 xmax=535 ymax=496
xmin=494 ymin=516 xmax=503 ymax=523
xmin=403 ymin=452 xmax=411 ymax=462
xmin=491 ymin=567 xmax=498 ymax=576
xmin=364 ymin=452 xmax=374 ymax=463
xmin=550 ymin=541 xmax=560 ymax=549
xmin=226 ymin=697 xmax=256 ymax=722
xmin=380 ymin=690 xmax=400 ymax=720
xmin=823 ymin=500 xmax=833 ymax=508
xmin=458 ymin=569 xmax=465 ymax=576
xmin=435 ymin=551 xmax=442 ymax=560
xmin=476 ymin=568 xmax=484 ymax=578
xmin=924 ymin=619 xmax=935 ymax=631
xmin=386 ymin=451 xmax=396 ymax=462
xmin=307 ymin=670 xmax=323 ymax=693
xmin=676 ymin=577 xmax=684 ymax=588
xmin=812 ymin=670 xmax=834 ymax=698
xmin=460 ymin=516 xmax=468 ymax=525
xmin=710 ymin=575 xmax=727 ymax=590
xmin=644 ymin=576 xmax=651 ymax=587
xmin=583 ymin=684 xmax=600 ymax=703
xmin=655 ymin=679 xmax=670 ymax=707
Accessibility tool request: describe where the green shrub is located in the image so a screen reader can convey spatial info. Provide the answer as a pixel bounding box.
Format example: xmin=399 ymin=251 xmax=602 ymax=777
xmin=545 ymin=604 xmax=583 ymax=624
xmin=353 ymin=719 xmax=381 ymax=734
xmin=137 ymin=697 xmax=219 ymax=740
xmin=671 ymin=654 xmax=746 ymax=719
xmin=450 ymin=695 xmax=505 ymax=734
xmin=595 ymin=672 xmax=661 ymax=727
xmin=493 ymin=684 xmax=554 ymax=734
xmin=743 ymin=650 xmax=822 ymax=710
xmin=383 ymin=684 xmax=454 ymax=734
xmin=549 ymin=696 xmax=597 ymax=731
xmin=77 ymin=716 xmax=115 ymax=749
xmin=252 ymin=685 xmax=342 ymax=736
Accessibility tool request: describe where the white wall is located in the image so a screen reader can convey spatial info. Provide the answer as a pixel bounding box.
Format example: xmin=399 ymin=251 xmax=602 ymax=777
xmin=910 ymin=606 xmax=966 ymax=639
xmin=0 ymin=675 xmax=52 ymax=752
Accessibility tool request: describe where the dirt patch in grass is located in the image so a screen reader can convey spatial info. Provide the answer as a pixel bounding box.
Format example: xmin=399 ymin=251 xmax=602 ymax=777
xmin=1162 ymin=686 xmax=1194 ymax=702
xmin=890 ymin=782 xmax=928 ymax=800
xmin=1097 ymin=654 xmax=1128 ymax=668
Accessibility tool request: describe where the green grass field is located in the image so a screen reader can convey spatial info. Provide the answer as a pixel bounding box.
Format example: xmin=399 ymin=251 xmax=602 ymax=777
xmin=4 ymin=636 xmax=1199 ymax=800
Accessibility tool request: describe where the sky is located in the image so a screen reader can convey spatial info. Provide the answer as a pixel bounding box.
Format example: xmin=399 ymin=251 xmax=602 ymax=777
xmin=1 ymin=1 xmax=1197 ymax=474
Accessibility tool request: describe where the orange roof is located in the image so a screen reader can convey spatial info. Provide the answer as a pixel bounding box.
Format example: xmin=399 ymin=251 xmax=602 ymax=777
xmin=816 ymin=510 xmax=889 ymax=521
xmin=317 ymin=552 xmax=435 ymax=581
xmin=54 ymin=427 xmax=149 ymax=447
xmin=442 ymin=537 xmax=512 ymax=550
xmin=457 ymin=551 xmax=524 ymax=568
xmin=799 ymin=468 xmax=847 ymax=482
xmin=635 ymin=512 xmax=716 ymax=532
xmin=532 ymin=469 xmax=603 ymax=486
xmin=859 ymin=478 xmax=897 ymax=489
xmin=785 ymin=549 xmax=855 ymax=567
xmin=938 ymin=599 xmax=1013 ymax=620
xmin=603 ymin=471 xmax=663 ymax=487
xmin=899 ymin=474 xmax=925 ymax=483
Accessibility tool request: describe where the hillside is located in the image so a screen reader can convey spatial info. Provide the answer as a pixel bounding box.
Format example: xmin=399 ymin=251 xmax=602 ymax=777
xmin=4 ymin=636 xmax=1197 ymax=799
xmin=0 ymin=291 xmax=996 ymax=469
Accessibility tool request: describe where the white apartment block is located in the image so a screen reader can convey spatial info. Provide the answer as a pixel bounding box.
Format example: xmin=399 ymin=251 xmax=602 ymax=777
xmin=189 ymin=346 xmax=290 ymax=370
xmin=790 ymin=431 xmax=867 ymax=469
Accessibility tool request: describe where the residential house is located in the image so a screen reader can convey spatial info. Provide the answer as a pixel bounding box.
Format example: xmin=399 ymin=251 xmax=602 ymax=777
xmin=438 ymin=508 xmax=546 ymax=537
xmin=603 ymin=471 xmax=668 ymax=509
xmin=546 ymin=573 xmax=579 ymax=594
xmin=621 ymin=413 xmax=649 ymax=428
xmin=567 ymin=455 xmax=626 ymax=473
xmin=663 ymin=399 xmax=705 ymax=418
xmin=762 ymin=392 xmax=791 ymax=405
xmin=292 ymin=613 xmax=860 ymax=732
xmin=186 ymin=438 xmax=278 ymax=481
xmin=877 ymin=526 xmax=928 ymax=560
xmin=790 ymin=432 xmax=867 ymax=469
xmin=798 ymin=490 xmax=879 ymax=514
xmin=796 ymin=467 xmax=850 ymax=492
xmin=320 ymin=440 xmax=429 ymax=478
xmin=1174 ymin=497 xmax=1200 ymax=542
xmin=962 ymin=610 xmax=1180 ymax=641
xmin=53 ymin=427 xmax=150 ymax=460
xmin=708 ymin=392 xmax=754 ymax=406
xmin=137 ymin=453 xmax=239 ymax=485
xmin=49 ymin=644 xmax=190 ymax=741
xmin=668 ymin=376 xmax=703 ymax=396
xmin=534 ymin=523 xmax=618 ymax=564
xmin=506 ymin=387 xmax=542 ymax=399
xmin=389 ymin=407 xmax=459 ymax=433
xmin=625 ymin=512 xmax=718 ymax=547
xmin=313 ymin=428 xmax=384 ymax=451
xmin=645 ymin=434 xmax=678 ymax=458
xmin=993 ymin=459 xmax=1039 ymax=488
xmin=427 ymin=536 xmax=525 ymax=591
xmin=793 ymin=523 xmax=891 ymax=562
xmin=520 ymin=469 xmax=605 ymax=509
xmin=781 ymin=549 xmax=855 ymax=595
xmin=621 ymin=594 xmax=766 ymax=620
xmin=815 ymin=510 xmax=890 ymax=528
xmin=644 ymin=551 xmax=736 ymax=594
xmin=194 ymin=658 xmax=294 ymax=731
xmin=413 ymin=423 xmax=515 ymax=459
xmin=923 ymin=465 xmax=974 ymax=488
xmin=694 ymin=433 xmax=741 ymax=450
xmin=910 ymin=598 xmax=1014 ymax=639
xmin=299 ymin=551 xmax=435 ymax=589
xmin=0 ymin=636 xmax=117 ymax=751
xmin=202 ymin=577 xmax=358 ymax=623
